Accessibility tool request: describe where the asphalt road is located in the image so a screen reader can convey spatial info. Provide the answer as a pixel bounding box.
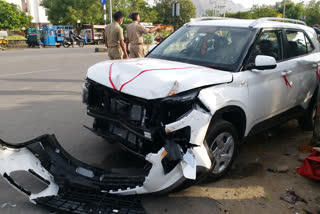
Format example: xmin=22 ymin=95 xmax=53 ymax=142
xmin=0 ymin=47 xmax=220 ymax=214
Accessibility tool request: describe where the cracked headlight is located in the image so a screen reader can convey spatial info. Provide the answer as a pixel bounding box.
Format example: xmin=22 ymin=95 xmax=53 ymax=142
xmin=161 ymin=89 xmax=200 ymax=104
xmin=160 ymin=89 xmax=201 ymax=123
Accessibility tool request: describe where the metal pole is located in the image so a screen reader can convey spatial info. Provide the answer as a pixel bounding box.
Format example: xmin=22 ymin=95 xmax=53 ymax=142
xmin=282 ymin=0 xmax=286 ymax=19
xmin=173 ymin=3 xmax=176 ymax=31
xmin=109 ymin=0 xmax=112 ymax=23
xmin=104 ymin=4 xmax=107 ymax=26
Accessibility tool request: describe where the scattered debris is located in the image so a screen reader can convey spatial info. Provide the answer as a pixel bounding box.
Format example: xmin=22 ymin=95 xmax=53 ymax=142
xmin=0 ymin=202 xmax=16 ymax=208
xmin=267 ymin=165 xmax=289 ymax=173
xmin=280 ymin=190 xmax=307 ymax=204
xmin=276 ymin=165 xmax=289 ymax=173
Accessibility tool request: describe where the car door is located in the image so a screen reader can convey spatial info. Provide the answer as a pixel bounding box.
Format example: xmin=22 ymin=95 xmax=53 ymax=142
xmin=282 ymin=29 xmax=318 ymax=109
xmin=245 ymin=29 xmax=294 ymax=126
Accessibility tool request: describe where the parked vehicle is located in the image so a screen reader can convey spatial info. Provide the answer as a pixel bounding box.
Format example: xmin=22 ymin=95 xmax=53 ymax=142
xmin=63 ymin=34 xmax=84 ymax=48
xmin=82 ymin=17 xmax=320 ymax=188
xmin=0 ymin=31 xmax=8 ymax=50
xmin=80 ymin=25 xmax=105 ymax=45
xmin=40 ymin=25 xmax=73 ymax=47
xmin=26 ymin=28 xmax=40 ymax=47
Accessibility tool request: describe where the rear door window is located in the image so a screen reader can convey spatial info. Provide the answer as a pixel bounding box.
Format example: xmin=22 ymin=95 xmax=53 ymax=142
xmin=285 ymin=30 xmax=313 ymax=58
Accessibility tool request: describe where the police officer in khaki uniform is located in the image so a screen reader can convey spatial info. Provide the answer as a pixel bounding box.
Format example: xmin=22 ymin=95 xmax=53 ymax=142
xmin=126 ymin=13 xmax=160 ymax=58
xmin=105 ymin=12 xmax=128 ymax=60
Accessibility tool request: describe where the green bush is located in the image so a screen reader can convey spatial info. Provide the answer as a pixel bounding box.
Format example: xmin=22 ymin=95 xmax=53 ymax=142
xmin=143 ymin=33 xmax=154 ymax=44
xmin=5 ymin=35 xmax=27 ymax=40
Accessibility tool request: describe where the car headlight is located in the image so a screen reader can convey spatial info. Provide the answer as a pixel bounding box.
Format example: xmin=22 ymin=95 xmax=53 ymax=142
xmin=161 ymin=89 xmax=200 ymax=104
xmin=82 ymin=81 xmax=90 ymax=104
xmin=159 ymin=89 xmax=201 ymax=123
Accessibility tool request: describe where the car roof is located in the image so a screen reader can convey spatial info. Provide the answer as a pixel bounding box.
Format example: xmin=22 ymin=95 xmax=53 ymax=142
xmin=188 ymin=18 xmax=314 ymax=32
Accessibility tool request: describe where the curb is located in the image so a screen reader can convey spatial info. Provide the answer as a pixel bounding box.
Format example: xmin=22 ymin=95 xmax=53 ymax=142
xmin=95 ymin=48 xmax=108 ymax=53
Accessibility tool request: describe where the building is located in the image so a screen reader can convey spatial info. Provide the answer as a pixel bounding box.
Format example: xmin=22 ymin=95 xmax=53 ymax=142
xmin=5 ymin=0 xmax=50 ymax=27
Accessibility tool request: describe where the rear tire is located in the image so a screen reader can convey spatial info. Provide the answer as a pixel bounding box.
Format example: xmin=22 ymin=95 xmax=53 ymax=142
xmin=63 ymin=42 xmax=70 ymax=48
xmin=78 ymin=41 xmax=84 ymax=47
xmin=206 ymin=120 xmax=239 ymax=179
xmin=299 ymin=92 xmax=317 ymax=131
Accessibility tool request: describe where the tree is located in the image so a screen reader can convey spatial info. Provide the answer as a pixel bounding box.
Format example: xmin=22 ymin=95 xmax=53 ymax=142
xmin=128 ymin=0 xmax=158 ymax=23
xmin=225 ymin=5 xmax=277 ymax=19
xmin=204 ymin=9 xmax=214 ymax=17
xmin=274 ymin=0 xmax=304 ymax=20
xmin=0 ymin=0 xmax=32 ymax=30
xmin=42 ymin=0 xmax=105 ymax=25
xmin=225 ymin=11 xmax=253 ymax=19
xmin=154 ymin=0 xmax=196 ymax=27
xmin=250 ymin=5 xmax=277 ymax=18
xmin=304 ymin=0 xmax=320 ymax=26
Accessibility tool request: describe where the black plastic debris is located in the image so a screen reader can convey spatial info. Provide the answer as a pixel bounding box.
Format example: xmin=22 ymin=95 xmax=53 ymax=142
xmin=280 ymin=190 xmax=307 ymax=204
xmin=34 ymin=186 xmax=145 ymax=214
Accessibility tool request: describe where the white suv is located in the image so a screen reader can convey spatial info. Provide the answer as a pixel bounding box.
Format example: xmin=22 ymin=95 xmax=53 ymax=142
xmin=83 ymin=17 xmax=320 ymax=194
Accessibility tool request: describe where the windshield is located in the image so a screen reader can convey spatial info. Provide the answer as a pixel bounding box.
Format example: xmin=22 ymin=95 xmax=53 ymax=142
xmin=148 ymin=25 xmax=255 ymax=71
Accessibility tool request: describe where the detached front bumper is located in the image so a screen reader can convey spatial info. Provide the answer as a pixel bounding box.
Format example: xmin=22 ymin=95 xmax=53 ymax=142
xmin=0 ymin=135 xmax=145 ymax=214
xmin=0 ymin=107 xmax=214 ymax=212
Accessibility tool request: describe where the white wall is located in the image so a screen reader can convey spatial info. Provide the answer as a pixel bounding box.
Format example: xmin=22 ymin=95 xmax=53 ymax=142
xmin=28 ymin=0 xmax=49 ymax=24
xmin=4 ymin=0 xmax=22 ymax=9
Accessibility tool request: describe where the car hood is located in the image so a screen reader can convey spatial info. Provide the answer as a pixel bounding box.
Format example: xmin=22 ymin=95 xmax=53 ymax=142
xmin=87 ymin=58 xmax=233 ymax=100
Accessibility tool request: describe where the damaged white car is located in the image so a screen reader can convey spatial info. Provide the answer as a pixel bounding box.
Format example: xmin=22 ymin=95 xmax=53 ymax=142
xmin=84 ymin=17 xmax=320 ymax=181
xmin=0 ymin=17 xmax=320 ymax=213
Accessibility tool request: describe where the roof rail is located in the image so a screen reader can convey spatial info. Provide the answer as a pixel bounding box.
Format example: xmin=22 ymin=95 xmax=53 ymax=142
xmin=190 ymin=17 xmax=234 ymax=22
xmin=249 ymin=17 xmax=306 ymax=28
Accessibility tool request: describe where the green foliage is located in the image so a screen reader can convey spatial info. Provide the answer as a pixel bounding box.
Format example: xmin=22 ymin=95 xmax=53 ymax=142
xmin=42 ymin=0 xmax=104 ymax=25
xmin=304 ymin=0 xmax=320 ymax=26
xmin=154 ymin=0 xmax=196 ymax=27
xmin=5 ymin=35 xmax=27 ymax=40
xmin=204 ymin=9 xmax=214 ymax=17
xmin=0 ymin=0 xmax=32 ymax=30
xmin=274 ymin=1 xmax=304 ymax=20
xmin=143 ymin=33 xmax=154 ymax=44
xmin=225 ymin=0 xmax=320 ymax=26
xmin=128 ymin=0 xmax=159 ymax=23
xmin=250 ymin=5 xmax=277 ymax=18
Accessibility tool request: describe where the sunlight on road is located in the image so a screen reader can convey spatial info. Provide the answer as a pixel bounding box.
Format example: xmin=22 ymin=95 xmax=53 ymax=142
xmin=170 ymin=185 xmax=266 ymax=200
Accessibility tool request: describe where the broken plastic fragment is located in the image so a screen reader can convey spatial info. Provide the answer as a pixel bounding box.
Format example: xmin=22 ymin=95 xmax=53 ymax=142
xmin=181 ymin=149 xmax=197 ymax=180
xmin=1 ymin=202 xmax=16 ymax=209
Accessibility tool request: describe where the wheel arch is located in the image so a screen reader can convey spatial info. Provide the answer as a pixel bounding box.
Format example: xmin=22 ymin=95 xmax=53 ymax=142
xmin=207 ymin=105 xmax=247 ymax=140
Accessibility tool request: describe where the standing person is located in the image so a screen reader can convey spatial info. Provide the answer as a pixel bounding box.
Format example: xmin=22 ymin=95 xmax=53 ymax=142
xmin=313 ymin=24 xmax=320 ymax=41
xmin=69 ymin=29 xmax=74 ymax=48
xmin=126 ymin=13 xmax=160 ymax=58
xmin=105 ymin=12 xmax=128 ymax=60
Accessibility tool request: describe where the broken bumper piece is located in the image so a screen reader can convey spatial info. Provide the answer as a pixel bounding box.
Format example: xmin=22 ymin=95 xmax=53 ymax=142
xmin=0 ymin=134 xmax=145 ymax=213
xmin=0 ymin=132 xmax=213 ymax=213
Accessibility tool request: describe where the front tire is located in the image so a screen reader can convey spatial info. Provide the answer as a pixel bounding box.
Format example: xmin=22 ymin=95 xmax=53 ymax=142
xmin=206 ymin=120 xmax=239 ymax=179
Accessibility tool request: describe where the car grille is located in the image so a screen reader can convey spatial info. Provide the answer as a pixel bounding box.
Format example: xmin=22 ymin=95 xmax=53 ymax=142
xmin=86 ymin=81 xmax=163 ymax=155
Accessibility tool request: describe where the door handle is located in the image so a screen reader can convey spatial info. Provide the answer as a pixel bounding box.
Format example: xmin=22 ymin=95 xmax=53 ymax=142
xmin=281 ymin=70 xmax=292 ymax=76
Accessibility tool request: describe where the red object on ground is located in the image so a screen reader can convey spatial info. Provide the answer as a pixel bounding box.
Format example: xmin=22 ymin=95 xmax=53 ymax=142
xmin=297 ymin=150 xmax=320 ymax=180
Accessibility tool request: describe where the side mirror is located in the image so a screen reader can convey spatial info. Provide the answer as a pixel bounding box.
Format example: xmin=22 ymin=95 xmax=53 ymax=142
xmin=254 ymin=55 xmax=277 ymax=70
